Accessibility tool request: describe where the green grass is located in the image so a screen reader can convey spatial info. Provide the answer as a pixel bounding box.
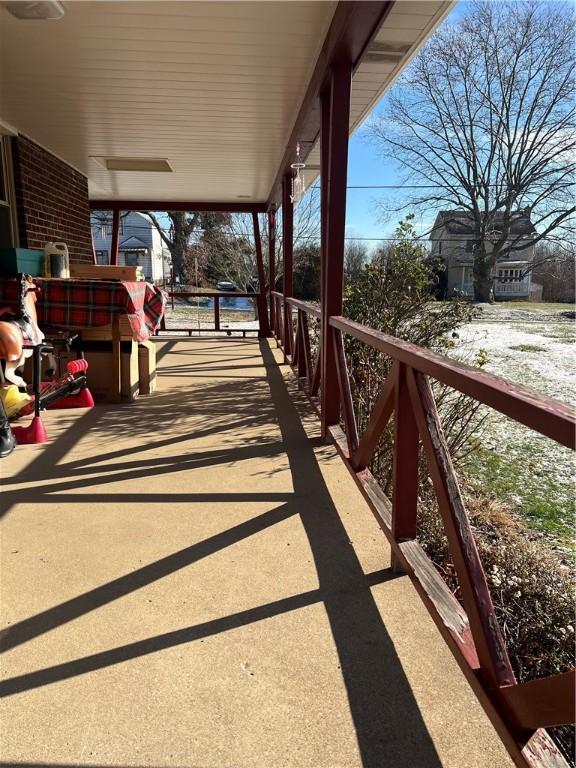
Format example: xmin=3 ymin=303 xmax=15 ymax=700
xmin=464 ymin=444 xmax=574 ymax=544
xmin=509 ymin=322 xmax=575 ymax=343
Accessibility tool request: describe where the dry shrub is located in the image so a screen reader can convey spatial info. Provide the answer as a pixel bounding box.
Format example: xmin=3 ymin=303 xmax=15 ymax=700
xmin=418 ymin=488 xmax=575 ymax=764
xmin=418 ymin=489 xmax=575 ymax=681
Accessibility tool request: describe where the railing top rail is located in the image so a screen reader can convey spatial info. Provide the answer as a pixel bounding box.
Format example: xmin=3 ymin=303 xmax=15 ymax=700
xmin=329 ymin=315 xmax=576 ymax=449
xmin=286 ymin=297 xmax=321 ymax=317
xmin=166 ymin=291 xmax=256 ymax=299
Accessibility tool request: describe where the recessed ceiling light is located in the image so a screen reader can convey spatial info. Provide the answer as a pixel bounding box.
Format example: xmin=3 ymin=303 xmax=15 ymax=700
xmin=92 ymin=157 xmax=173 ymax=173
xmin=1 ymin=1 xmax=65 ymax=20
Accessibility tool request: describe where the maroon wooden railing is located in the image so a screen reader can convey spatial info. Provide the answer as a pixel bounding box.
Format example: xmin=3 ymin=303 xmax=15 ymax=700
xmin=272 ymin=292 xmax=576 ymax=768
xmin=157 ymin=291 xmax=262 ymax=336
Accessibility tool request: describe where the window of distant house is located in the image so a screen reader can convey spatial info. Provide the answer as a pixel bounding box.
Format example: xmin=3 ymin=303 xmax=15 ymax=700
xmin=498 ymin=269 xmax=523 ymax=283
xmin=465 ymin=240 xmax=473 ymax=253
xmin=122 ymin=250 xmax=144 ymax=267
xmin=0 ymin=136 xmax=17 ymax=249
xmin=95 ymin=250 xmax=109 ymax=265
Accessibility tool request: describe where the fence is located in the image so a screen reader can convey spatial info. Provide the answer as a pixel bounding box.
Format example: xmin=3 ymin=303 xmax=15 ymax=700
xmin=271 ymin=289 xmax=575 ymax=768
xmin=156 ymin=291 xmax=261 ymax=337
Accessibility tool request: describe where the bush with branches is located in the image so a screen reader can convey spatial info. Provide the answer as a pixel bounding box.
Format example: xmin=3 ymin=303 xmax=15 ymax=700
xmin=343 ymin=216 xmax=575 ymax=759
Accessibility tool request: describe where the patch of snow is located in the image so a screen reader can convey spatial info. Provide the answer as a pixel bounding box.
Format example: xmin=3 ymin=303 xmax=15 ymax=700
xmin=451 ymin=305 xmax=575 ymax=539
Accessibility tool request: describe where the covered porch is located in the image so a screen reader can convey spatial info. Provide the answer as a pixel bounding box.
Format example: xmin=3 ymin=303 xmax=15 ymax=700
xmin=1 ymin=337 xmax=513 ymax=768
xmin=0 ymin=1 xmax=574 ymax=767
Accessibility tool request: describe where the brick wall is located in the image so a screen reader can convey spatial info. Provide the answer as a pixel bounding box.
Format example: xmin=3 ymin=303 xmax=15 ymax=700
xmin=11 ymin=135 xmax=93 ymax=263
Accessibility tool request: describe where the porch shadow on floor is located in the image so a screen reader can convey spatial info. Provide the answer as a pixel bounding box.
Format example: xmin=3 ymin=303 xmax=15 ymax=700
xmin=0 ymin=338 xmax=514 ymax=768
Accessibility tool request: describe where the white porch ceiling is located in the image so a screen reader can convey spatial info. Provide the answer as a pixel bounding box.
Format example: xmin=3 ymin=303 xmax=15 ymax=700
xmin=0 ymin=0 xmax=452 ymax=206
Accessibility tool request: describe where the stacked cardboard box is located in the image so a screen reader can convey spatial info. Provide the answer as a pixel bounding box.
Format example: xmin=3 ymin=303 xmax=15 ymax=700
xmin=138 ymin=340 xmax=157 ymax=394
xmin=24 ymin=342 xmax=140 ymax=403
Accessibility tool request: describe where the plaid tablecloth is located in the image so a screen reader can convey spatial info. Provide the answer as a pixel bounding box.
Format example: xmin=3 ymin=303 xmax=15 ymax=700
xmin=0 ymin=278 xmax=166 ymax=343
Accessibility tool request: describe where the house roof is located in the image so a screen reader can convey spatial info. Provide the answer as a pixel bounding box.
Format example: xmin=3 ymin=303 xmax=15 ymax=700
xmin=432 ymin=210 xmax=537 ymax=237
xmin=120 ymin=235 xmax=149 ymax=249
xmin=0 ymin=1 xmax=453 ymax=208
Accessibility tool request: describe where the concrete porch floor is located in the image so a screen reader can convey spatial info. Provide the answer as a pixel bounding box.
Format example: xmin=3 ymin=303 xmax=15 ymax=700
xmin=0 ymin=338 xmax=514 ymax=768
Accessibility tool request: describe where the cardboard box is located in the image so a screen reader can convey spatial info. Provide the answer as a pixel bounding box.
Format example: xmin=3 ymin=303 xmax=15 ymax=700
xmin=69 ymin=263 xmax=143 ymax=281
xmin=138 ymin=340 xmax=157 ymax=394
xmin=22 ymin=340 xmax=139 ymax=403
xmin=76 ymin=316 xmax=134 ymax=342
xmin=89 ymin=342 xmax=139 ymax=402
xmin=59 ymin=342 xmax=139 ymax=402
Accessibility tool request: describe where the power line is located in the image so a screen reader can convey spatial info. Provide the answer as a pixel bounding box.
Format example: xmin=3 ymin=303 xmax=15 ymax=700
xmin=92 ymin=223 xmax=545 ymax=244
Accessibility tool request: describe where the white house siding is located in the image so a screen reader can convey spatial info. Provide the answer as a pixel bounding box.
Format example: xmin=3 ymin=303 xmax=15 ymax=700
xmin=431 ymin=228 xmax=534 ymax=299
xmin=91 ymin=211 xmax=167 ymax=283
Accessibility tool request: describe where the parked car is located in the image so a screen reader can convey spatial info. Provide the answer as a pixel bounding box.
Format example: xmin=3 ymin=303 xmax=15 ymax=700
xmin=216 ymin=280 xmax=236 ymax=292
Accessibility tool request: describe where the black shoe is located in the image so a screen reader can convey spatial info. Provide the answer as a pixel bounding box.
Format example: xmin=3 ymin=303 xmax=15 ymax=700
xmin=0 ymin=398 xmax=16 ymax=458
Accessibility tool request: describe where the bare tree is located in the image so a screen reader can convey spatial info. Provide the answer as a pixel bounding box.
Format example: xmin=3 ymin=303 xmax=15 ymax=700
xmin=344 ymin=240 xmax=369 ymax=284
xmin=532 ymin=242 xmax=576 ymax=302
xmin=271 ymin=186 xmax=321 ymax=287
xmin=143 ymin=212 xmax=201 ymax=282
xmin=368 ymin=0 xmax=575 ymax=301
xmin=206 ymin=187 xmax=322 ymax=293
xmin=142 ymin=212 xmax=231 ymax=283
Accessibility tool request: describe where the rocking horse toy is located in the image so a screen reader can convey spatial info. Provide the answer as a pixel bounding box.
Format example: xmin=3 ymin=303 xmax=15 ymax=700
xmin=0 ymin=274 xmax=43 ymax=456
xmin=0 ymin=273 xmax=45 ymax=386
xmin=0 ymin=274 xmax=93 ymax=456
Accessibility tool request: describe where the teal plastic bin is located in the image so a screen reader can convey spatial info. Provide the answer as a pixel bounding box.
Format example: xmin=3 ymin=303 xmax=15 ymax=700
xmin=0 ymin=248 xmax=45 ymax=277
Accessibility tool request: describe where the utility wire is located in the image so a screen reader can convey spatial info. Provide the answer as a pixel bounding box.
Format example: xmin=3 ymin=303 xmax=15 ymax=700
xmin=92 ymin=222 xmax=546 ymax=244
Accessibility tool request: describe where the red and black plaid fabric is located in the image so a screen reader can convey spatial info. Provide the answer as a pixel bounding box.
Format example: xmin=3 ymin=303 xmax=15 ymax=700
xmin=0 ymin=278 xmax=166 ymax=343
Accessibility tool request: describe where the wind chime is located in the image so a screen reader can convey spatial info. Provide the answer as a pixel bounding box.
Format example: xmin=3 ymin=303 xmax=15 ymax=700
xmin=290 ymin=142 xmax=306 ymax=204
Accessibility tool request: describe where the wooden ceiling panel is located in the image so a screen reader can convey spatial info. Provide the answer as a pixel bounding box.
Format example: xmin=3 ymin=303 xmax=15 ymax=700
xmin=0 ymin=0 xmax=336 ymax=203
xmin=0 ymin=0 xmax=453 ymax=206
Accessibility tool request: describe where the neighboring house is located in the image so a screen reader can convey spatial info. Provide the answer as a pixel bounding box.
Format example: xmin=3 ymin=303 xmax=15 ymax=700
xmin=430 ymin=211 xmax=536 ymax=299
xmin=90 ymin=211 xmax=169 ymax=283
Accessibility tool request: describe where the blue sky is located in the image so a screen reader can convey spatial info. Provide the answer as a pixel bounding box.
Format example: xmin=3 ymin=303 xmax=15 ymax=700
xmin=151 ymin=2 xmax=466 ymax=247
xmin=342 ymin=1 xmax=465 ymax=247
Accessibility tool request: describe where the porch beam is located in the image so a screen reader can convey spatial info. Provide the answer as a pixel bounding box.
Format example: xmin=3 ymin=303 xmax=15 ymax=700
xmin=110 ymin=208 xmax=120 ymax=266
xmin=268 ymin=208 xmax=276 ymax=332
xmin=267 ymin=1 xmax=393 ymax=208
xmin=252 ymin=212 xmax=271 ymax=338
xmin=320 ymin=61 xmax=352 ymax=435
xmin=89 ymin=200 xmax=267 ymax=214
xmin=282 ymin=174 xmax=293 ymax=364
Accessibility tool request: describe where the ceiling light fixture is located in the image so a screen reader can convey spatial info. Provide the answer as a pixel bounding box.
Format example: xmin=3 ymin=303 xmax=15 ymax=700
xmin=1 ymin=1 xmax=65 ymax=20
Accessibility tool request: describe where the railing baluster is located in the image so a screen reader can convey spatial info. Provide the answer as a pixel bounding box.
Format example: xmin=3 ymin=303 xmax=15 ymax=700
xmin=288 ymin=304 xmax=295 ymax=360
xmin=214 ymin=296 xmax=220 ymax=331
xmin=498 ymin=670 xmax=576 ymax=729
xmin=292 ymin=310 xmax=300 ymax=369
xmin=391 ymin=363 xmax=420 ymax=572
xmin=300 ymin=311 xmax=312 ymax=383
xmin=406 ymin=367 xmax=516 ymax=689
xmin=278 ymin=298 xmax=284 ymax=347
xmin=311 ymin=348 xmax=321 ymax=396
xmin=332 ymin=327 xmax=359 ymax=456
xmin=353 ymin=361 xmax=398 ymax=471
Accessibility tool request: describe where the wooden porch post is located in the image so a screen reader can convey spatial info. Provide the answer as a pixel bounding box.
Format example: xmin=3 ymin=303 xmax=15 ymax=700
xmin=282 ymin=174 xmax=293 ymax=363
xmin=320 ymin=61 xmax=352 ymax=436
xmin=252 ymin=212 xmax=271 ymax=338
xmin=110 ymin=208 xmax=120 ymax=266
xmin=268 ymin=207 xmax=276 ymax=332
